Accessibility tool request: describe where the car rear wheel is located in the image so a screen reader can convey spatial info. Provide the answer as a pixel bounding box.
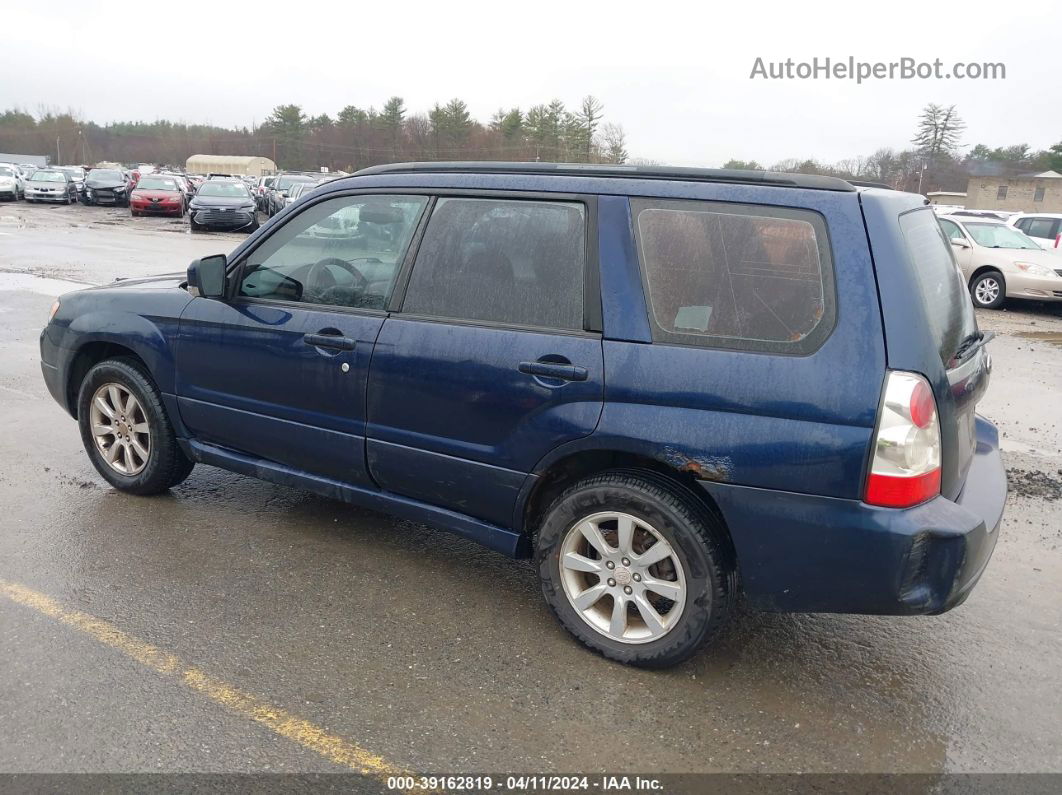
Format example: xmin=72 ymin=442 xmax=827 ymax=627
xmin=971 ymin=271 xmax=1005 ymax=309
xmin=77 ymin=359 xmax=194 ymax=495
xmin=536 ymin=471 xmax=736 ymax=668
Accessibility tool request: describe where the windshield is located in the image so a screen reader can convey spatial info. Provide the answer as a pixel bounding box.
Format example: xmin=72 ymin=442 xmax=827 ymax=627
xmin=198 ymin=182 xmax=250 ymax=198
xmin=90 ymin=170 xmax=122 ymax=181
xmin=60 ymin=167 xmax=85 ymax=178
xmin=963 ymin=222 xmax=1041 ymax=250
xmin=33 ymin=171 xmax=66 ymax=183
xmin=136 ymin=177 xmax=179 ymax=191
xmin=0 ymin=166 xmax=14 ymax=177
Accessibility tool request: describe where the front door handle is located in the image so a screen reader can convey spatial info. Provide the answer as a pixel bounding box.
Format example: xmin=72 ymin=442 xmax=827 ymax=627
xmin=518 ymin=361 xmax=589 ymax=382
xmin=304 ymin=333 xmax=356 ymax=351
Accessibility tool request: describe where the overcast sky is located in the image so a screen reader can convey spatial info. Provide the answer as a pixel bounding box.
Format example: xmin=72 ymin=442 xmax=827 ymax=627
xmin=3 ymin=0 xmax=1059 ymax=166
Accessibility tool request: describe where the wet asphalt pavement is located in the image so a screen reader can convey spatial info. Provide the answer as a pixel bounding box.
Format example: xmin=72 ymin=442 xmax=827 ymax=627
xmin=1 ymin=201 xmax=1061 ymax=777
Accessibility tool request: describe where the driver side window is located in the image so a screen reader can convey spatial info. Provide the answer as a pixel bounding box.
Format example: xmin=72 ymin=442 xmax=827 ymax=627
xmin=239 ymin=194 xmax=428 ymax=310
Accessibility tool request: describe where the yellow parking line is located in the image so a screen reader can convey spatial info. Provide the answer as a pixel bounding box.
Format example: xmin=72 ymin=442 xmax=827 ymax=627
xmin=0 ymin=578 xmax=408 ymax=780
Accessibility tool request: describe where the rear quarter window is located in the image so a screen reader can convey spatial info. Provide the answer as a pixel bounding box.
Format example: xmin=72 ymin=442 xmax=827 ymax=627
xmin=899 ymin=208 xmax=978 ymax=366
xmin=630 ymin=198 xmax=835 ymax=354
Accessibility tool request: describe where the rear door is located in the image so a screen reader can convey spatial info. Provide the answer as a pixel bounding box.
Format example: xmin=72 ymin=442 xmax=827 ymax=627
xmin=365 ymin=195 xmax=604 ymax=527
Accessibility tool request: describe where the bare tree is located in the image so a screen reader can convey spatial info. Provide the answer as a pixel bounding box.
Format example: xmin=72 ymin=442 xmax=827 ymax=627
xmin=600 ymin=123 xmax=628 ymax=164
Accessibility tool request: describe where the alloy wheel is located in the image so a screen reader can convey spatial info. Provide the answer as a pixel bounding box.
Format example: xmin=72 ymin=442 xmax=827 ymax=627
xmin=975 ymin=277 xmax=1000 ymax=306
xmin=88 ymin=383 xmax=151 ymax=475
xmin=558 ymin=511 xmax=687 ymax=644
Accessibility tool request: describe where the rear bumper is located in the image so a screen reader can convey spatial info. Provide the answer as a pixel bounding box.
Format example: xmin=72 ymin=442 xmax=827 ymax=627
xmin=703 ymin=416 xmax=1006 ymax=615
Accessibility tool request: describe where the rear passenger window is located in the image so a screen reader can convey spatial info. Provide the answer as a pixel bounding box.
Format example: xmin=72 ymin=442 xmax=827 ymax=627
xmin=1026 ymin=218 xmax=1056 ymax=239
xmin=401 ymin=198 xmax=586 ymax=330
xmin=630 ymin=198 xmax=834 ymax=353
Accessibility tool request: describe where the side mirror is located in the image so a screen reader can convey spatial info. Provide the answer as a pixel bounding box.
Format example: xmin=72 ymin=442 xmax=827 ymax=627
xmin=951 ymin=239 xmax=970 ymax=249
xmin=187 ymin=254 xmax=228 ymax=299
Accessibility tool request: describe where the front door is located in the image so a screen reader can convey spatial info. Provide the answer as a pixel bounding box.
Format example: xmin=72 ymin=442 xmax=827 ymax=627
xmin=366 ymin=196 xmax=604 ymax=527
xmin=176 ymin=192 xmax=429 ymax=485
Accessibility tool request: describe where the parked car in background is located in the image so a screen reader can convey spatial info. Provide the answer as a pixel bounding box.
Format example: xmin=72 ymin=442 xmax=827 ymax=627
xmin=188 ymin=179 xmax=258 ymax=232
xmin=57 ymin=166 xmax=86 ymax=200
xmin=254 ymin=175 xmax=275 ymax=211
xmin=176 ymin=174 xmax=196 ymax=205
xmin=83 ymin=168 xmax=132 ymax=206
xmin=279 ymin=180 xmax=320 ymax=210
xmin=938 ymin=214 xmax=1062 ymax=308
xmin=23 ymin=169 xmax=78 ymax=203
xmin=0 ymin=163 xmax=22 ymax=200
xmin=265 ymin=173 xmax=317 ymax=217
xmin=40 ymin=162 xmax=1006 ymax=668
xmin=948 ymin=209 xmax=1011 ymax=221
xmin=130 ymin=174 xmax=187 ymax=217
xmin=1008 ymin=213 xmax=1062 ymax=254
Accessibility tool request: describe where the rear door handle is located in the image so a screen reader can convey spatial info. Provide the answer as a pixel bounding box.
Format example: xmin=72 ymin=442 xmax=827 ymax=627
xmin=518 ymin=361 xmax=589 ymax=382
xmin=304 ymin=333 xmax=356 ymax=351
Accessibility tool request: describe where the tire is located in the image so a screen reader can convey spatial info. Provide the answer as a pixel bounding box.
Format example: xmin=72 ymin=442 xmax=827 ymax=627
xmin=535 ymin=471 xmax=736 ymax=668
xmin=77 ymin=358 xmax=194 ymax=495
xmin=970 ymin=270 xmax=1006 ymax=309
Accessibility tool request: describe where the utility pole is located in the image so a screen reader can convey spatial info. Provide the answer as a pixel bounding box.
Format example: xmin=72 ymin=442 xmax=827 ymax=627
xmin=56 ymin=136 xmax=61 ymax=166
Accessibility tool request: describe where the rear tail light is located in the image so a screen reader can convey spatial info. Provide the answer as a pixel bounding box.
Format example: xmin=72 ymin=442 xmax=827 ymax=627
xmin=865 ymin=371 xmax=941 ymax=508
xmin=1055 ymin=233 xmax=1060 ymax=249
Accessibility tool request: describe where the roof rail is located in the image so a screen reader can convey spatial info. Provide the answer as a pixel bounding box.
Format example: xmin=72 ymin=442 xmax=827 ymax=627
xmin=352 ymin=161 xmax=858 ymax=192
xmin=847 ymin=179 xmax=893 ymax=190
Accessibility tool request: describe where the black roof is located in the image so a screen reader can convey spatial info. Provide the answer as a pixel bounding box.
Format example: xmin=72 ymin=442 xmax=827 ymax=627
xmin=353 ymin=161 xmax=860 ymax=192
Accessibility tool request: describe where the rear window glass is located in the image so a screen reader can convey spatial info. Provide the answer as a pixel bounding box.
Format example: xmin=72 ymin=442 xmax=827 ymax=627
xmin=631 ymin=198 xmax=834 ymax=353
xmin=899 ymin=209 xmax=978 ymax=366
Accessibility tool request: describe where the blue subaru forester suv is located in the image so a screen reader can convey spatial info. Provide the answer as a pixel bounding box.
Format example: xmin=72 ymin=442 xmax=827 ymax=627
xmin=40 ymin=162 xmax=1007 ymax=667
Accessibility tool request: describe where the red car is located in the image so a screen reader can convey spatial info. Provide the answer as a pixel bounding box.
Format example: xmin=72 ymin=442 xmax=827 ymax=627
xmin=130 ymin=175 xmax=186 ymax=217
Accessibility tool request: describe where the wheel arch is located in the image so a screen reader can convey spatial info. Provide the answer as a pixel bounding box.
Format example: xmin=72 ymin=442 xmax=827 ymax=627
xmin=517 ymin=446 xmax=737 ymax=568
xmin=969 ymin=264 xmax=1005 ymax=287
xmin=65 ymin=340 xmax=152 ymax=418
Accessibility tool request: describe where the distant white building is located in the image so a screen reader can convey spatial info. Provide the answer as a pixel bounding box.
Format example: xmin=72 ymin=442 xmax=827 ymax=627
xmin=185 ymin=154 xmax=277 ymax=177
xmin=0 ymin=152 xmax=49 ymax=167
xmin=926 ymin=191 xmax=966 ymax=208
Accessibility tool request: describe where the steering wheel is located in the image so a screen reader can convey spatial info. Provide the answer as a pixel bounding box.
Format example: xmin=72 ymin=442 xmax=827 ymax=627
xmin=304 ymin=257 xmax=369 ymax=303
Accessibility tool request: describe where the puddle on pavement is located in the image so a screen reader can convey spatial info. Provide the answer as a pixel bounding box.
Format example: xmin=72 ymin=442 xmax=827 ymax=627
xmin=1014 ymin=331 xmax=1062 ymax=348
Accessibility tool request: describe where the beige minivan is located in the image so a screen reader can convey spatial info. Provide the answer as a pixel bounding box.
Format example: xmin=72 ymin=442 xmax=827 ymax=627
xmin=938 ymin=214 xmax=1062 ymax=309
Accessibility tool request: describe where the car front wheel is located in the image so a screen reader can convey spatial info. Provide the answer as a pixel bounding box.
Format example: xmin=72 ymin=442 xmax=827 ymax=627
xmin=77 ymin=359 xmax=194 ymax=494
xmin=971 ymin=271 xmax=1006 ymax=309
xmin=536 ymin=471 xmax=736 ymax=668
